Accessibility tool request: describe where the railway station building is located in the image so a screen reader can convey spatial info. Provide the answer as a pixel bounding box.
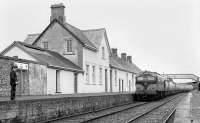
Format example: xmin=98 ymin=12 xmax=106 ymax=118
xmin=0 ymin=3 xmax=141 ymax=95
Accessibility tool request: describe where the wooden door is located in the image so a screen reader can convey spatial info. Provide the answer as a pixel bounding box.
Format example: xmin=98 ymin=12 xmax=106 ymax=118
xmin=16 ymin=70 xmax=29 ymax=95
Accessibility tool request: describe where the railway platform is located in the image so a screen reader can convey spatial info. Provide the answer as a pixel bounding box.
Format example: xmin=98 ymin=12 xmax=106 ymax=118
xmin=174 ymin=90 xmax=200 ymax=123
xmin=0 ymin=92 xmax=134 ymax=123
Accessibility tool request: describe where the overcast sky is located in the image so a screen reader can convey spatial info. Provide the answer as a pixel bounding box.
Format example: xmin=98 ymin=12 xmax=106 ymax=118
xmin=0 ymin=0 xmax=200 ymax=78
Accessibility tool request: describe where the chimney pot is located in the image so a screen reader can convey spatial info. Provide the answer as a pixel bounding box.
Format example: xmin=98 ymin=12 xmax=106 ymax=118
xmin=121 ymin=53 xmax=127 ymax=61
xmin=111 ymin=48 xmax=118 ymax=57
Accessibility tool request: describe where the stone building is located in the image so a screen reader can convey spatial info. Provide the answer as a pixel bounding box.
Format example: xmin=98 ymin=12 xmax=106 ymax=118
xmin=1 ymin=3 xmax=141 ymax=94
xmin=1 ymin=41 xmax=83 ymax=95
xmin=0 ymin=55 xmax=47 ymax=96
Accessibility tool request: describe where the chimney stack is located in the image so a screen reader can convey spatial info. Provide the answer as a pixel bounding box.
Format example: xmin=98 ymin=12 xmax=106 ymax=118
xmin=50 ymin=3 xmax=66 ymax=23
xmin=127 ymin=56 xmax=132 ymax=63
xmin=111 ymin=48 xmax=118 ymax=57
xmin=121 ymin=53 xmax=127 ymax=61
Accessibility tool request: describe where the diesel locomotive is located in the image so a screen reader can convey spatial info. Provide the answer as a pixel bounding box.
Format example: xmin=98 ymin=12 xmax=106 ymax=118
xmin=134 ymin=71 xmax=193 ymax=101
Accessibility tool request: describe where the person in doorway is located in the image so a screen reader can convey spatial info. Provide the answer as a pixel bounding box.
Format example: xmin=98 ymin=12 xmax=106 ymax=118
xmin=10 ymin=65 xmax=18 ymax=100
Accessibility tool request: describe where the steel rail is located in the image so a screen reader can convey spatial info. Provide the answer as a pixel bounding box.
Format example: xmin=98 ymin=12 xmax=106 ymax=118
xmin=126 ymin=93 xmax=186 ymax=123
xmin=163 ymin=108 xmax=176 ymax=123
xmin=79 ymin=102 xmax=148 ymax=123
xmin=79 ymin=93 xmax=184 ymax=123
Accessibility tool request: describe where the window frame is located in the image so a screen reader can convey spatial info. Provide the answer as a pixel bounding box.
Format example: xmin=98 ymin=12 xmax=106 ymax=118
xmin=92 ymin=66 xmax=96 ymax=84
xmin=67 ymin=39 xmax=72 ymax=52
xmin=86 ymin=65 xmax=90 ymax=84
xmin=63 ymin=37 xmax=73 ymax=55
xmin=99 ymin=68 xmax=103 ymax=85
xmin=42 ymin=42 xmax=48 ymax=49
xmin=102 ymin=47 xmax=105 ymax=59
xmin=115 ymin=70 xmax=117 ymax=86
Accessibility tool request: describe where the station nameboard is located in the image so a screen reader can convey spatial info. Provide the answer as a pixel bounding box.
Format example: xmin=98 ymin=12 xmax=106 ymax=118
xmin=14 ymin=62 xmax=28 ymax=70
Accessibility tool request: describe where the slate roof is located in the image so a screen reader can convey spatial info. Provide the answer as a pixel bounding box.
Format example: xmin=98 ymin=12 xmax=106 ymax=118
xmin=27 ymin=19 xmax=97 ymax=51
xmin=82 ymin=28 xmax=106 ymax=49
xmin=23 ymin=20 xmax=108 ymax=52
xmin=110 ymin=56 xmax=141 ymax=73
xmin=24 ymin=33 xmax=40 ymax=44
xmin=63 ymin=22 xmax=97 ymax=50
xmin=4 ymin=41 xmax=82 ymax=72
xmin=21 ymin=19 xmax=141 ymax=73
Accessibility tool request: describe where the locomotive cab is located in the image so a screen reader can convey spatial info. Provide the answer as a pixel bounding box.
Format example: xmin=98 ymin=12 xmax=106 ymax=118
xmin=135 ymin=71 xmax=161 ymax=100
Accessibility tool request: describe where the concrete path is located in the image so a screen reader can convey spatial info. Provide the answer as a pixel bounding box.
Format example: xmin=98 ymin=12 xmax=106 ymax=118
xmin=174 ymin=90 xmax=200 ymax=123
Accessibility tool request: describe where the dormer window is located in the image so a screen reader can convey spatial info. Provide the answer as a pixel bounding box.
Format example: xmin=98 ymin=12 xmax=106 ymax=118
xmin=43 ymin=42 xmax=48 ymax=49
xmin=102 ymin=47 xmax=105 ymax=59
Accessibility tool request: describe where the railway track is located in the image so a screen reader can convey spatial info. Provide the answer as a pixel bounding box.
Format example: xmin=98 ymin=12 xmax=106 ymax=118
xmin=44 ymin=93 xmax=186 ymax=123
xmin=127 ymin=93 xmax=185 ymax=123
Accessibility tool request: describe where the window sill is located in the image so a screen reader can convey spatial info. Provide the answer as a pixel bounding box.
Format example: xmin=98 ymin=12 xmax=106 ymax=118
xmin=85 ymin=83 xmax=97 ymax=85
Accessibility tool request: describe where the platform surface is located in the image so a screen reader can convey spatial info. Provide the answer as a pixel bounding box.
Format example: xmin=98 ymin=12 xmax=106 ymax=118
xmin=0 ymin=92 xmax=133 ymax=102
xmin=174 ymin=90 xmax=200 ymax=123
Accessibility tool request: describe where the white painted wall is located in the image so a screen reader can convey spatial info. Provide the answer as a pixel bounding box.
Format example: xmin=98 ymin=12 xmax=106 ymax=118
xmin=111 ymin=68 xmax=136 ymax=93
xmin=47 ymin=68 xmax=56 ymax=94
xmin=80 ymin=34 xmax=110 ymax=93
xmin=60 ymin=70 xmax=74 ymax=94
xmin=3 ymin=46 xmax=36 ymax=61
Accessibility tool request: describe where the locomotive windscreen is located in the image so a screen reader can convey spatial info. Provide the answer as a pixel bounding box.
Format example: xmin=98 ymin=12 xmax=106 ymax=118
xmin=136 ymin=75 xmax=155 ymax=81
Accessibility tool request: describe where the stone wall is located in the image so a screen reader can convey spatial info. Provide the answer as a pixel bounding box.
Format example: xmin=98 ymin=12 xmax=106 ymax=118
xmin=0 ymin=93 xmax=134 ymax=122
xmin=0 ymin=56 xmax=47 ymax=96
xmin=0 ymin=58 xmax=11 ymax=96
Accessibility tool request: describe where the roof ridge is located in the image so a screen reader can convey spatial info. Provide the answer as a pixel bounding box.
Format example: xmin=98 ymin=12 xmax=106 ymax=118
xmin=82 ymin=28 xmax=106 ymax=32
xmin=16 ymin=41 xmax=50 ymax=52
xmin=110 ymin=55 xmax=141 ymax=73
xmin=28 ymin=33 xmax=40 ymax=36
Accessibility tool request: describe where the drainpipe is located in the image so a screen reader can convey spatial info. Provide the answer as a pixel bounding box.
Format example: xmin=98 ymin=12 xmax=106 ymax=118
xmin=110 ymin=69 xmax=112 ymax=92
xmin=74 ymin=72 xmax=78 ymax=93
